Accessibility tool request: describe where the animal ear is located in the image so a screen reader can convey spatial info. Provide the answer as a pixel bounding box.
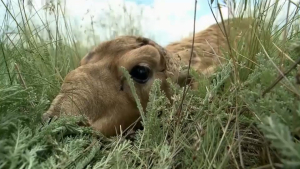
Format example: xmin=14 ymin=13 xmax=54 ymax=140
xmin=176 ymin=49 xmax=201 ymax=86
xmin=80 ymin=51 xmax=95 ymax=66
xmin=163 ymin=49 xmax=200 ymax=87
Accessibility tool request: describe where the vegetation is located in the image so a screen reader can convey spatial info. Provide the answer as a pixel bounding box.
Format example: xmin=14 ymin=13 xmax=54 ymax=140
xmin=0 ymin=0 xmax=300 ymax=168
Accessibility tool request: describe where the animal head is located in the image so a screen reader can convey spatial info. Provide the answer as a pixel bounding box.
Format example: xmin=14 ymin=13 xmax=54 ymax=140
xmin=43 ymin=36 xmax=188 ymax=136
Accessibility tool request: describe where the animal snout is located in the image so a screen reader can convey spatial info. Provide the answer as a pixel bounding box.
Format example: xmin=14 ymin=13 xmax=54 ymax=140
xmin=41 ymin=111 xmax=57 ymax=124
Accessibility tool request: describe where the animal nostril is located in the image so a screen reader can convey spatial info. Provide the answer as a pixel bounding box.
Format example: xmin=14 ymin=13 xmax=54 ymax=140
xmin=120 ymin=84 xmax=124 ymax=91
xmin=41 ymin=112 xmax=56 ymax=125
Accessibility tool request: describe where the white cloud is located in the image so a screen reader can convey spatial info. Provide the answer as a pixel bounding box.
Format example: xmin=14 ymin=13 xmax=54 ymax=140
xmin=152 ymin=0 xmax=201 ymax=17
xmin=62 ymin=0 xmax=210 ymax=46
xmin=1 ymin=0 xmax=298 ymax=48
xmin=1 ymin=0 xmax=225 ymax=47
xmin=271 ymin=0 xmax=300 ymax=25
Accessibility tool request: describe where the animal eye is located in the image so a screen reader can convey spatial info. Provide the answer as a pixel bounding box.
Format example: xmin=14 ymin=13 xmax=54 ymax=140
xmin=130 ymin=65 xmax=151 ymax=84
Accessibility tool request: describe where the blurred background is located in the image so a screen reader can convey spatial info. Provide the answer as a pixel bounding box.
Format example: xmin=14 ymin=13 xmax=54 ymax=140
xmin=1 ymin=0 xmax=297 ymax=48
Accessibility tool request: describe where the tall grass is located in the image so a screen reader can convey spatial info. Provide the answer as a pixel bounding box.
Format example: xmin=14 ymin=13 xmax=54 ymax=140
xmin=0 ymin=0 xmax=300 ymax=168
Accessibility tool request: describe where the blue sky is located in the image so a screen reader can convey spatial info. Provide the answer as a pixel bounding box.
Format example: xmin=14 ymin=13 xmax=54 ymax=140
xmin=127 ymin=0 xmax=213 ymax=16
xmin=0 ymin=0 xmax=298 ymax=47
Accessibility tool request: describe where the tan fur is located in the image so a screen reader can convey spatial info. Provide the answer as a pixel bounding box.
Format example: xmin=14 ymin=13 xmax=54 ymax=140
xmin=43 ymin=18 xmax=253 ymax=137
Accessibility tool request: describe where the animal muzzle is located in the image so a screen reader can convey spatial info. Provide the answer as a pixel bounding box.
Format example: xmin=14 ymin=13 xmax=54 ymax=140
xmin=42 ymin=80 xmax=96 ymax=124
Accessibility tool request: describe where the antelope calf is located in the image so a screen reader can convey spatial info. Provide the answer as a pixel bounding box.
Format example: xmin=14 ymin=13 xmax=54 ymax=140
xmin=43 ymin=18 xmax=253 ymax=136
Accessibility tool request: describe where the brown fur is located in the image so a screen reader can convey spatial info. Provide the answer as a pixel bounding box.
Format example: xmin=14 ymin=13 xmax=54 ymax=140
xmin=43 ymin=18 xmax=253 ymax=137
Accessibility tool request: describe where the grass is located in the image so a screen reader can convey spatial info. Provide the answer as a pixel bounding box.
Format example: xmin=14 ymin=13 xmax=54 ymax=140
xmin=0 ymin=0 xmax=300 ymax=168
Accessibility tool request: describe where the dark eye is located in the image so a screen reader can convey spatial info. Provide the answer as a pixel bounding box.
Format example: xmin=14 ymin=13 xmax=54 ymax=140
xmin=130 ymin=65 xmax=151 ymax=84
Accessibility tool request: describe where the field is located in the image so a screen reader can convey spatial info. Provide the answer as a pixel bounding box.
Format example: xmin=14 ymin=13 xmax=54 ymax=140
xmin=0 ymin=0 xmax=300 ymax=168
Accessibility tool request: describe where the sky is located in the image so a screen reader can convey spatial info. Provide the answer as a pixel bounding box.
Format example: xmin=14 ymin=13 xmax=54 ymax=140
xmin=0 ymin=0 xmax=299 ymax=47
